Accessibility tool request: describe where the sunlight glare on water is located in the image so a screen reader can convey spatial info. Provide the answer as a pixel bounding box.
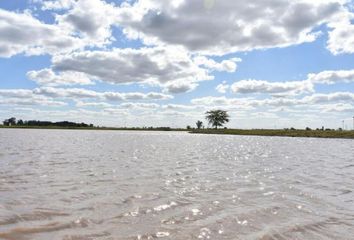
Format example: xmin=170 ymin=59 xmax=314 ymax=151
xmin=0 ymin=129 xmax=353 ymax=240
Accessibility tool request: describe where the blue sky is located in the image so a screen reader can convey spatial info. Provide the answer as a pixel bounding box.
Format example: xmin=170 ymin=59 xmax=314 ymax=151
xmin=1 ymin=0 xmax=354 ymax=129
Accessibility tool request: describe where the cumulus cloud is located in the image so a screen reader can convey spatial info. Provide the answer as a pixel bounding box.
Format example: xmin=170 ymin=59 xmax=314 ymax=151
xmin=103 ymin=91 xmax=172 ymax=101
xmin=56 ymin=0 xmax=118 ymax=46
xmin=119 ymin=102 xmax=159 ymax=110
xmin=0 ymin=9 xmax=81 ymax=57
xmin=319 ymin=103 xmax=354 ymax=113
xmin=231 ymin=79 xmax=314 ymax=95
xmin=215 ymin=81 xmax=230 ymax=94
xmin=118 ymin=0 xmax=343 ymax=55
xmin=194 ymin=56 xmax=241 ymax=72
xmin=221 ymin=69 xmax=354 ymax=96
xmin=75 ymin=101 xmax=113 ymax=108
xmin=33 ymin=87 xmax=99 ymax=99
xmin=307 ymin=69 xmax=354 ymax=84
xmin=2 ymin=0 xmax=352 ymax=58
xmin=0 ymin=87 xmax=172 ymax=103
xmin=162 ymin=104 xmax=199 ymax=111
xmin=27 ymin=68 xmax=93 ymax=86
xmin=52 ymin=47 xmax=212 ymax=93
xmin=0 ymin=89 xmax=33 ymax=98
xmin=0 ymin=0 xmax=120 ymax=57
xmin=303 ymin=92 xmax=354 ymax=104
xmin=0 ymin=89 xmax=67 ymax=106
xmin=0 ymin=98 xmax=66 ymax=106
xmin=39 ymin=0 xmax=76 ymax=10
xmin=163 ymin=81 xmax=198 ymax=94
xmin=326 ymin=7 xmax=354 ymax=54
xmin=191 ymin=92 xmax=354 ymax=109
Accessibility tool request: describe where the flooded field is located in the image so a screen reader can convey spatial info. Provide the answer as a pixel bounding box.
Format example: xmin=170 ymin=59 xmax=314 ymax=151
xmin=0 ymin=129 xmax=353 ymax=240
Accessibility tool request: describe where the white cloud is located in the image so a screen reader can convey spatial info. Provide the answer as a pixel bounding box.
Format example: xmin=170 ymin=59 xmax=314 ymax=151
xmin=191 ymin=96 xmax=236 ymax=106
xmin=194 ymin=56 xmax=241 ymax=72
xmin=0 ymin=98 xmax=66 ymax=106
xmin=52 ymin=47 xmax=213 ymax=93
xmin=27 ymin=68 xmax=93 ymax=86
xmin=75 ymin=101 xmax=113 ymax=108
xmin=191 ymin=92 xmax=354 ymax=109
xmin=119 ymin=102 xmax=159 ymax=110
xmin=162 ymin=104 xmax=199 ymax=111
xmin=0 ymin=9 xmax=81 ymax=57
xmin=145 ymin=92 xmax=173 ymax=100
xmin=319 ymin=103 xmax=354 ymax=113
xmin=0 ymin=1 xmax=120 ymax=57
xmin=326 ymin=7 xmax=354 ymax=54
xmin=118 ymin=0 xmax=343 ymax=55
xmin=307 ymin=69 xmax=354 ymax=84
xmin=303 ymin=92 xmax=354 ymax=103
xmin=0 ymin=89 xmax=67 ymax=106
xmin=215 ymin=81 xmax=230 ymax=94
xmin=56 ymin=0 xmax=118 ymax=46
xmin=33 ymin=87 xmax=99 ymax=98
xmin=230 ymin=79 xmax=314 ymax=95
xmin=2 ymin=0 xmax=351 ymax=58
xmin=0 ymin=87 xmax=172 ymax=103
xmin=103 ymin=91 xmax=172 ymax=101
xmin=163 ymin=81 xmax=198 ymax=94
xmin=221 ymin=69 xmax=354 ymax=96
xmin=40 ymin=0 xmax=76 ymax=10
xmin=0 ymin=89 xmax=33 ymax=98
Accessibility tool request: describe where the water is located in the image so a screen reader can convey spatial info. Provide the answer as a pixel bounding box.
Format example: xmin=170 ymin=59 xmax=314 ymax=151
xmin=0 ymin=129 xmax=353 ymax=240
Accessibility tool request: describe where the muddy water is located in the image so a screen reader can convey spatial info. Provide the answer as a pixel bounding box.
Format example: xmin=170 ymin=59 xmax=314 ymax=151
xmin=0 ymin=129 xmax=353 ymax=240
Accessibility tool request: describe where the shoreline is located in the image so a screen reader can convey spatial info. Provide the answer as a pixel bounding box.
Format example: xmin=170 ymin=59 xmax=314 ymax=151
xmin=189 ymin=129 xmax=354 ymax=139
xmin=0 ymin=125 xmax=187 ymax=131
xmin=1 ymin=126 xmax=354 ymax=139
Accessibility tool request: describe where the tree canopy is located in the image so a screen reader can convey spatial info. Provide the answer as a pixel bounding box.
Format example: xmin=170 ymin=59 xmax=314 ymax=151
xmin=196 ymin=120 xmax=203 ymax=129
xmin=205 ymin=110 xmax=230 ymax=129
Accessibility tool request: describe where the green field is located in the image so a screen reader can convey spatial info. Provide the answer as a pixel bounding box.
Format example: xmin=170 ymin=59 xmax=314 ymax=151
xmin=190 ymin=129 xmax=354 ymax=139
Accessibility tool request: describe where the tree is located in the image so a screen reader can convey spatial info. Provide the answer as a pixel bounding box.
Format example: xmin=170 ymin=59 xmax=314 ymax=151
xmin=196 ymin=120 xmax=203 ymax=129
xmin=3 ymin=117 xmax=16 ymax=126
xmin=205 ymin=110 xmax=230 ymax=129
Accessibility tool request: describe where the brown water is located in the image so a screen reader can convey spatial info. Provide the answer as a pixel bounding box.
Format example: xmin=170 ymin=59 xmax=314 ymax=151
xmin=0 ymin=129 xmax=353 ymax=240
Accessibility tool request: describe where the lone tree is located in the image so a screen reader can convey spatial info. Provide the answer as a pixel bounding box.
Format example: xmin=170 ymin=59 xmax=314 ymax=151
xmin=196 ymin=120 xmax=203 ymax=129
xmin=205 ymin=110 xmax=230 ymax=129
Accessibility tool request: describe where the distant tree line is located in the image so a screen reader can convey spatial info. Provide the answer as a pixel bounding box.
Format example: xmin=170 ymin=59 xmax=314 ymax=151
xmin=2 ymin=117 xmax=94 ymax=128
xmin=285 ymin=126 xmax=344 ymax=131
xmin=141 ymin=126 xmax=172 ymax=131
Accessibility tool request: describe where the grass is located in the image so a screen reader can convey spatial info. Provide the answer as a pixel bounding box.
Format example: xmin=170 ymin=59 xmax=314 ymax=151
xmin=190 ymin=129 xmax=354 ymax=139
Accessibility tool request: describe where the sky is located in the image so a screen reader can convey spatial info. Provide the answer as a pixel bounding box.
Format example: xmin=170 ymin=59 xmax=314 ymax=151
xmin=1 ymin=0 xmax=354 ymax=129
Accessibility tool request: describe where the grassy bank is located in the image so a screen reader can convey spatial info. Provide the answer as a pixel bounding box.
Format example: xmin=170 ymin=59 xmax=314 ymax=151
xmin=190 ymin=129 xmax=354 ymax=139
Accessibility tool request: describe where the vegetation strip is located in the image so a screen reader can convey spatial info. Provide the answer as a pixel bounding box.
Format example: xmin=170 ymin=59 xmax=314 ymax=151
xmin=189 ymin=129 xmax=354 ymax=139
